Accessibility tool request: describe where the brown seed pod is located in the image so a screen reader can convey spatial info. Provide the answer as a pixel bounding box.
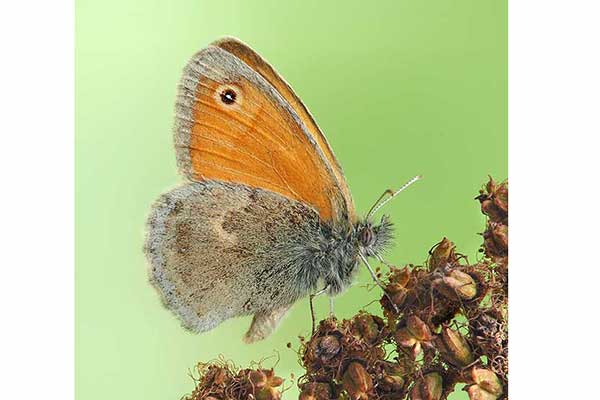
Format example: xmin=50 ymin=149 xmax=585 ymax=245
xmin=298 ymin=382 xmax=332 ymax=400
xmin=265 ymin=369 xmax=284 ymax=388
xmin=256 ymin=386 xmax=281 ymax=400
xmin=466 ymin=368 xmax=503 ymax=400
xmin=249 ymin=369 xmax=268 ymax=388
xmin=351 ymin=313 xmax=385 ymax=344
xmin=342 ymin=361 xmax=374 ymax=400
xmin=410 ymin=372 xmax=443 ymax=400
xmin=247 ymin=369 xmax=283 ymax=400
xmin=433 ymin=269 xmax=478 ymax=301
xmin=302 ymin=319 xmax=345 ymax=370
xmin=428 ymin=238 xmax=459 ymax=270
xmin=434 ymin=327 xmax=475 ymax=367
xmin=476 ymin=177 xmax=508 ymax=224
xmin=315 ymin=334 xmax=342 ymax=362
xmin=386 ymin=282 xmax=409 ymax=308
xmin=377 ymin=361 xmax=408 ymax=395
xmin=395 ymin=316 xmax=433 ymax=358
xmin=382 ymin=267 xmax=414 ymax=313
xmin=483 ymin=222 xmax=508 ymax=258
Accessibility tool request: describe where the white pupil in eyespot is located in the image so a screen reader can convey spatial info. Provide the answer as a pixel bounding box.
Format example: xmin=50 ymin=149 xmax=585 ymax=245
xmin=220 ymin=89 xmax=236 ymax=104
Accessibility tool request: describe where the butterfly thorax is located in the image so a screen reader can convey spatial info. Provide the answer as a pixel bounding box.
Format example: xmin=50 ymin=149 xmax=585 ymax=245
xmin=316 ymin=215 xmax=394 ymax=296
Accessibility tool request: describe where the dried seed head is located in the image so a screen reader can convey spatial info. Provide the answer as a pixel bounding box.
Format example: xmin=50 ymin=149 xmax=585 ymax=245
xmin=315 ymin=334 xmax=341 ymax=362
xmin=386 ymin=282 xmax=409 ymax=307
xmin=471 ymin=368 xmax=503 ymax=396
xmin=264 ymin=369 xmax=283 ymax=388
xmin=476 ymin=177 xmax=508 ymax=224
xmin=407 ymin=316 xmax=433 ymax=341
xmin=429 ymin=238 xmax=458 ymax=270
xmin=342 ymin=362 xmax=373 ymax=400
xmin=483 ymin=222 xmax=508 ymax=258
xmin=256 ymin=386 xmax=281 ymax=400
xmin=435 ymin=327 xmax=475 ymax=367
xmin=395 ymin=316 xmax=433 ymax=358
xmin=466 ymin=368 xmax=503 ymax=400
xmin=492 ymin=183 xmax=508 ymax=215
xmin=479 ymin=199 xmax=505 ymax=225
xmin=395 ymin=267 xmax=412 ymax=285
xmin=299 ymin=382 xmax=332 ymax=400
xmin=379 ymin=362 xmax=407 ymax=394
xmin=410 ymin=372 xmax=443 ymax=400
xmin=249 ymin=369 xmax=283 ymax=400
xmin=395 ymin=326 xmax=418 ymax=347
xmin=180 ymin=177 xmax=508 ymax=400
xmin=467 ymin=385 xmax=497 ymax=400
xmin=351 ymin=313 xmax=384 ymax=343
xmin=433 ymin=269 xmax=477 ymax=301
xmin=248 ymin=368 xmax=283 ymax=400
xmin=380 ymin=374 xmax=405 ymax=394
xmin=383 ymin=267 xmax=414 ymax=311
xmin=249 ymin=369 xmax=268 ymax=388
xmin=209 ymin=366 xmax=229 ymax=386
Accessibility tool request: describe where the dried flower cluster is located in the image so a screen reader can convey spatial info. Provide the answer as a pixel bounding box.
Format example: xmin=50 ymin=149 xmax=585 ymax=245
xmin=183 ymin=359 xmax=286 ymax=400
xmin=181 ymin=177 xmax=508 ymax=400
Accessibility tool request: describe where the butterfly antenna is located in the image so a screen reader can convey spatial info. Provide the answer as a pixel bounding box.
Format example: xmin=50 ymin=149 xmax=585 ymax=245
xmin=366 ymin=175 xmax=422 ymax=220
xmin=366 ymin=188 xmax=395 ymax=218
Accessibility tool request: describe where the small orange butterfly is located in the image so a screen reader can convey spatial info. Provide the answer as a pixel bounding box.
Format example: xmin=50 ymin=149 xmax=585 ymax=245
xmin=144 ymin=37 xmax=420 ymax=342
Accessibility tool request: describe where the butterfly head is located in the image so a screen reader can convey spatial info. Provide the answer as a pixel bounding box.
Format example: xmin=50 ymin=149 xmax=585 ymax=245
xmin=355 ymin=176 xmax=422 ymax=258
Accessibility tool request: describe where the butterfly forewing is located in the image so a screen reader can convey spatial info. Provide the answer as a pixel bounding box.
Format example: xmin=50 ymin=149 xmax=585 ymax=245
xmin=174 ymin=41 xmax=353 ymax=224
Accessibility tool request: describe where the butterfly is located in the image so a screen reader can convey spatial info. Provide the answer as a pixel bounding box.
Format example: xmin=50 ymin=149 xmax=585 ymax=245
xmin=144 ymin=37 xmax=420 ymax=342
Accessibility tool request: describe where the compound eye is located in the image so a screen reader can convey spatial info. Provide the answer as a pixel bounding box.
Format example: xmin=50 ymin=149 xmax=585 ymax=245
xmin=359 ymin=227 xmax=374 ymax=246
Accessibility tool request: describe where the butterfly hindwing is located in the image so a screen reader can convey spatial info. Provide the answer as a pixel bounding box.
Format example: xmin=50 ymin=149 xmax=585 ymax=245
xmin=145 ymin=181 xmax=322 ymax=335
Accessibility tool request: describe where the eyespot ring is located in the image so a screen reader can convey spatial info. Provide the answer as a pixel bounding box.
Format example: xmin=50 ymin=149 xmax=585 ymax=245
xmin=220 ymin=88 xmax=237 ymax=104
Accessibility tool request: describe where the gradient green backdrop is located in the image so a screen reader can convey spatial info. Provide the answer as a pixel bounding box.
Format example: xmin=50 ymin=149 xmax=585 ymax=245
xmin=76 ymin=1 xmax=506 ymax=399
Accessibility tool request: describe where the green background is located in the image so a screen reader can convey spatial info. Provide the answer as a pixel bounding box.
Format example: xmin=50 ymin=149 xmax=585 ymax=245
xmin=76 ymin=1 xmax=506 ymax=399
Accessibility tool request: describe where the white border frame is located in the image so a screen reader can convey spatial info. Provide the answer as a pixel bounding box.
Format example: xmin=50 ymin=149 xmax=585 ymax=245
xmin=0 ymin=1 xmax=74 ymax=399
xmin=510 ymin=1 xmax=600 ymax=398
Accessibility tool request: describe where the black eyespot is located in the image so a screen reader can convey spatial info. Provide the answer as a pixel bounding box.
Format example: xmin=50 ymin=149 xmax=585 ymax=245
xmin=220 ymin=89 xmax=236 ymax=104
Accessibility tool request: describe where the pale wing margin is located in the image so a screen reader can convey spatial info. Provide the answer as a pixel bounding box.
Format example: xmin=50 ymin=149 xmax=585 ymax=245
xmin=144 ymin=181 xmax=323 ymax=333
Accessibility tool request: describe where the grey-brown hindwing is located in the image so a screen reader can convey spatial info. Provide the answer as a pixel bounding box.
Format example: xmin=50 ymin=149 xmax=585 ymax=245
xmin=144 ymin=180 xmax=324 ymax=333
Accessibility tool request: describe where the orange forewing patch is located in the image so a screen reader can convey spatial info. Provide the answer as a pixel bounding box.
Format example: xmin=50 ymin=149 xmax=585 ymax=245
xmin=212 ymin=38 xmax=356 ymax=221
xmin=175 ymin=45 xmax=349 ymax=223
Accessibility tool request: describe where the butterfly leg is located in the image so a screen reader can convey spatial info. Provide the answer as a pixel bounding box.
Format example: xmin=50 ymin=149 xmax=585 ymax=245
xmin=375 ymin=253 xmax=395 ymax=269
xmin=243 ymin=305 xmax=291 ymax=343
xmin=329 ymin=296 xmax=335 ymax=317
xmin=309 ymin=286 xmax=329 ymax=333
xmin=359 ymin=253 xmax=399 ymax=313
